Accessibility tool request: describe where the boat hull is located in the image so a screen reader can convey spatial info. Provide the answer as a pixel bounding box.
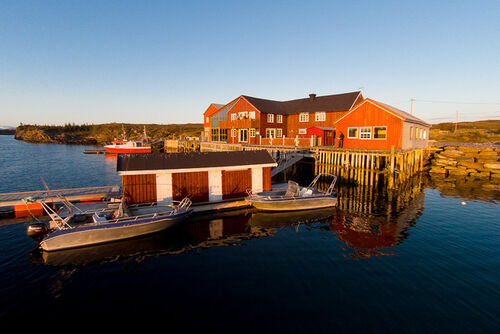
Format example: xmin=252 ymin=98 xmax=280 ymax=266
xmin=103 ymin=146 xmax=151 ymax=153
xmin=40 ymin=210 xmax=192 ymax=251
xmin=247 ymin=195 xmax=337 ymax=212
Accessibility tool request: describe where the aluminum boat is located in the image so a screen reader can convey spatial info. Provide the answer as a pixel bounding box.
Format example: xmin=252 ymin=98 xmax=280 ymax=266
xmin=245 ymin=173 xmax=338 ymax=212
xmin=38 ymin=197 xmax=193 ymax=251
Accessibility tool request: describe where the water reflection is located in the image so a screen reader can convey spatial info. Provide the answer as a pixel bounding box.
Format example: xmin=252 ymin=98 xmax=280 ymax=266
xmin=32 ymin=182 xmax=426 ymax=266
xmin=30 ymin=209 xmax=274 ymax=266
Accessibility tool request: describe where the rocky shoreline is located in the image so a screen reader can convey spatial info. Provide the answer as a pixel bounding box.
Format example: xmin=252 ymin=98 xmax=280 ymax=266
xmin=14 ymin=128 xmax=99 ymax=145
xmin=428 ymin=145 xmax=500 ymax=184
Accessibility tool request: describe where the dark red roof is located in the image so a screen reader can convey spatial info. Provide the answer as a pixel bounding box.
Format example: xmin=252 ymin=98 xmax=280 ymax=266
xmin=117 ymin=151 xmax=276 ymax=172
xmin=242 ymin=91 xmax=361 ymax=115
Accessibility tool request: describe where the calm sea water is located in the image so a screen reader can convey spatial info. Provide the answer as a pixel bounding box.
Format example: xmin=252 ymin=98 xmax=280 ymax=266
xmin=1 ymin=135 xmax=499 ymax=332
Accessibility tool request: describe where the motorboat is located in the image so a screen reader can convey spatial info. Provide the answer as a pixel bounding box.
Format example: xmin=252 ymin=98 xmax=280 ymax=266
xmin=245 ymin=173 xmax=338 ymax=212
xmin=103 ymin=125 xmax=151 ymax=153
xmin=37 ymin=197 xmax=193 ymax=252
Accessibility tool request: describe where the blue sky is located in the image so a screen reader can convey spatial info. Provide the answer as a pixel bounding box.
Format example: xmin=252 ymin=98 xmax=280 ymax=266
xmin=1 ymin=0 xmax=499 ymax=126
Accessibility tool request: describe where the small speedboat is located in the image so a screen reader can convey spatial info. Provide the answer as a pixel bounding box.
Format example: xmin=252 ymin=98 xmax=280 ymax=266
xmin=37 ymin=197 xmax=193 ymax=252
xmin=245 ymin=173 xmax=338 ymax=212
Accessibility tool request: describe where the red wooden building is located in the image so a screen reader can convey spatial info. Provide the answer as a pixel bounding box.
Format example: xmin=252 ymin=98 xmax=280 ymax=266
xmin=334 ymin=98 xmax=430 ymax=150
xmin=117 ymin=151 xmax=276 ymax=205
xmin=204 ymin=91 xmax=364 ymax=145
xmin=203 ymin=92 xmax=430 ymax=150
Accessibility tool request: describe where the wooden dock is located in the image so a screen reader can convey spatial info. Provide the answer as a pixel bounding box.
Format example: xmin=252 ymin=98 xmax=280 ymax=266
xmin=195 ymin=141 xmax=430 ymax=188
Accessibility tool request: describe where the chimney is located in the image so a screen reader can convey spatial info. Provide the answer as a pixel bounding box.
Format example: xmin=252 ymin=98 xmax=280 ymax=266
xmin=309 ymin=93 xmax=316 ymax=101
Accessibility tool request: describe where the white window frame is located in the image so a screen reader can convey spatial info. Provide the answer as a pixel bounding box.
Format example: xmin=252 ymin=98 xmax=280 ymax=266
xmin=266 ymin=128 xmax=276 ymax=138
xmin=360 ymin=127 xmax=372 ymax=139
xmin=298 ymin=128 xmax=307 ymax=134
xmin=249 ymin=111 xmax=256 ymax=120
xmin=206 ymin=117 xmax=209 ymax=123
xmin=315 ymin=112 xmax=326 ymax=122
xmin=231 ymin=113 xmax=237 ymax=121
xmin=423 ymin=130 xmax=427 ymax=139
xmin=348 ymin=127 xmax=358 ymax=139
xmin=231 ymin=128 xmax=237 ymax=137
xmin=276 ymin=114 xmax=283 ymax=123
xmin=373 ymin=126 xmax=387 ymax=140
xmin=267 ymin=114 xmax=274 ymax=123
xmin=276 ymin=128 xmax=283 ymax=138
xmin=250 ymin=128 xmax=256 ymax=137
xmin=299 ymin=113 xmax=309 ymax=122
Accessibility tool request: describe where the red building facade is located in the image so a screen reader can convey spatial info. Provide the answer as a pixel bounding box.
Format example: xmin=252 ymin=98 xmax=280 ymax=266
xmin=204 ymin=92 xmax=429 ymax=150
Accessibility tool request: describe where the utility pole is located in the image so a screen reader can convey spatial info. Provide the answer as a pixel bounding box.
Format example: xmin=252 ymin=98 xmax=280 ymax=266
xmin=410 ymin=98 xmax=414 ymax=114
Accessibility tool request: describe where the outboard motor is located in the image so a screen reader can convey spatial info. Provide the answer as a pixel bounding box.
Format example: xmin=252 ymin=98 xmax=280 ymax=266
xmin=26 ymin=222 xmax=49 ymax=237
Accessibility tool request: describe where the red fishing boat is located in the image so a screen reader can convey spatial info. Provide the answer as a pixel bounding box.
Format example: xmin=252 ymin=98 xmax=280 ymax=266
xmin=103 ymin=126 xmax=152 ymax=153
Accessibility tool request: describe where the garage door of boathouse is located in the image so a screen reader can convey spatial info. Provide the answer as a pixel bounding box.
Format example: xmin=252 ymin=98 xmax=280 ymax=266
xmin=172 ymin=171 xmax=209 ymax=203
xmin=122 ymin=174 xmax=157 ymax=204
xmin=222 ymin=169 xmax=252 ymax=200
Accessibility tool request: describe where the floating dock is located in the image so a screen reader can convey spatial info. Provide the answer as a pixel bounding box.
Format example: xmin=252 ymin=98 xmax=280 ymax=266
xmin=83 ymin=150 xmax=107 ymax=154
xmin=0 ymin=185 xmax=120 ymax=219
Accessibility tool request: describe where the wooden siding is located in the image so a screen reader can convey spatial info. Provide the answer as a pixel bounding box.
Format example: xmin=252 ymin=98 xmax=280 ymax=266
xmin=221 ymin=169 xmax=252 ymax=199
xmin=172 ymin=171 xmax=209 ymax=203
xmin=286 ymin=110 xmax=348 ymax=138
xmin=223 ymin=97 xmax=261 ymax=145
xmin=122 ymin=174 xmax=157 ymax=204
xmin=262 ymin=167 xmax=272 ymax=192
xmin=335 ymin=102 xmax=404 ymax=150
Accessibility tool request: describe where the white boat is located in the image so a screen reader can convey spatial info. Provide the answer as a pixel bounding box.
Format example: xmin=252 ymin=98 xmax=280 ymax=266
xmin=245 ymin=173 xmax=338 ymax=212
xmin=38 ymin=197 xmax=193 ymax=252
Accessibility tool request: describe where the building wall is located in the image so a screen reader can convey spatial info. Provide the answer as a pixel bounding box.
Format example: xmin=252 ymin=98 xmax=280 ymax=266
xmin=335 ymin=102 xmax=404 ymax=150
xmin=223 ymin=97 xmax=262 ymax=144
xmin=401 ymin=122 xmax=430 ymax=150
xmin=286 ymin=110 xmax=348 ymax=139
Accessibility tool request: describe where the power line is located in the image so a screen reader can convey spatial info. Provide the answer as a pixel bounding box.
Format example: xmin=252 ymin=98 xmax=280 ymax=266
xmin=413 ymin=99 xmax=500 ymax=105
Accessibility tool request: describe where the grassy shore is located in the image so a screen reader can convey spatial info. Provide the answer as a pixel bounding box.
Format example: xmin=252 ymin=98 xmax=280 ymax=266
xmin=429 ymin=120 xmax=500 ymax=143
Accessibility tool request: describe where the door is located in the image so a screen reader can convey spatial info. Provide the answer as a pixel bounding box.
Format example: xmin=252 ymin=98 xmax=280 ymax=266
xmin=239 ymin=129 xmax=248 ymax=143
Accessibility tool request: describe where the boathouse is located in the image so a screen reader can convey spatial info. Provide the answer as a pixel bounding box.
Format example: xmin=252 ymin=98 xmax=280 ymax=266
xmin=334 ymin=98 xmax=430 ymax=150
xmin=117 ymin=151 xmax=277 ymax=204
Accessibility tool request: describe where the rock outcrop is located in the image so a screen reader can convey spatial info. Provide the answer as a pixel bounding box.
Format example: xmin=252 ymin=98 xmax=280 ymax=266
xmin=428 ymin=145 xmax=500 ymax=183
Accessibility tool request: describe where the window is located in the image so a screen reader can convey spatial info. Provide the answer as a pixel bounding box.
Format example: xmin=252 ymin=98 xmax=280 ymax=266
xmin=266 ymin=128 xmax=276 ymax=138
xmin=267 ymin=114 xmax=274 ymax=123
xmin=419 ymin=128 xmax=423 ymax=139
xmin=231 ymin=113 xmax=237 ymax=121
xmin=250 ymin=128 xmax=256 ymax=137
xmin=348 ymin=127 xmax=358 ymax=138
xmin=276 ymin=128 xmax=283 ymax=138
xmin=206 ymin=117 xmax=209 ymax=123
xmin=360 ymin=127 xmax=371 ymax=139
xmin=238 ymin=111 xmax=248 ymax=119
xmin=231 ymin=129 xmax=237 ymax=137
xmin=410 ymin=127 xmax=414 ymax=139
xmin=373 ymin=126 xmax=387 ymax=139
xmin=315 ymin=112 xmax=326 ymax=122
xmin=423 ymin=130 xmax=427 ymax=139
xmin=249 ymin=111 xmax=256 ymax=119
xmin=276 ymin=114 xmax=283 ymax=123
xmin=298 ymin=128 xmax=307 ymax=134
xmin=299 ymin=113 xmax=309 ymax=122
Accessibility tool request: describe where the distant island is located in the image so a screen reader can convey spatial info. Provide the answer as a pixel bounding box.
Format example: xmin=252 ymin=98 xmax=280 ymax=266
xmin=14 ymin=123 xmax=203 ymax=145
